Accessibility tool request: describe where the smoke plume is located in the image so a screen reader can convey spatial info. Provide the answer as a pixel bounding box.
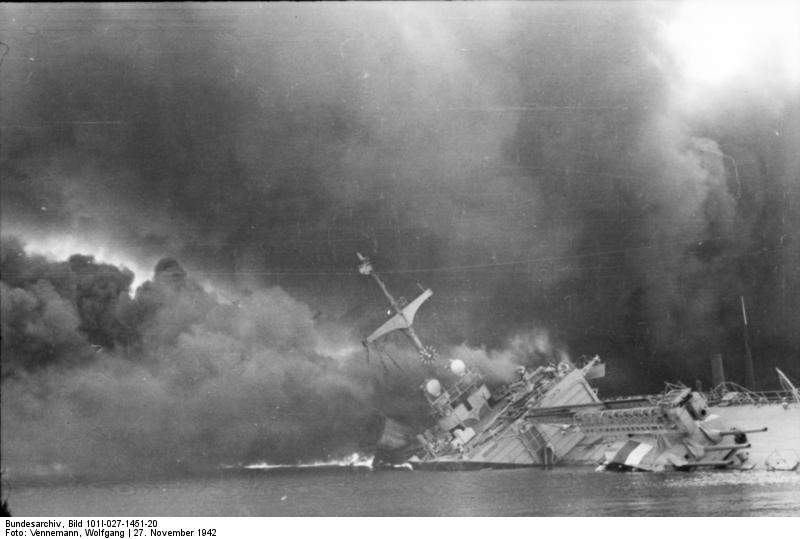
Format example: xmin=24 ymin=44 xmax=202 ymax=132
xmin=1 ymin=238 xmax=396 ymax=478
xmin=1 ymin=2 xmax=798 ymax=477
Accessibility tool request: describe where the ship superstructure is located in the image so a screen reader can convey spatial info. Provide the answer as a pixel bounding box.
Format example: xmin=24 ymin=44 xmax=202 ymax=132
xmin=358 ymin=255 xmax=799 ymax=472
xmin=703 ymin=373 xmax=800 ymax=471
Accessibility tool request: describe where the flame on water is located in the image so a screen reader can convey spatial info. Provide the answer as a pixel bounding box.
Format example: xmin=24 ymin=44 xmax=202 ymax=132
xmin=240 ymin=453 xmax=375 ymax=470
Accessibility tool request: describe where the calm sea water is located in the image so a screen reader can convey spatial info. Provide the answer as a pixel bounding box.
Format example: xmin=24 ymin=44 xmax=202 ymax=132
xmin=5 ymin=467 xmax=800 ymax=517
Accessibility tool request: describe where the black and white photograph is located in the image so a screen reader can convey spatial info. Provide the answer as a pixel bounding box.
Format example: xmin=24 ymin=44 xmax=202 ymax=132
xmin=1 ymin=1 xmax=798 ymax=520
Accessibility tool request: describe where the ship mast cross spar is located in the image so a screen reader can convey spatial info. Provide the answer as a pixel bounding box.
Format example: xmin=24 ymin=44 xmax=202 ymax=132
xmin=357 ymin=253 xmax=438 ymax=363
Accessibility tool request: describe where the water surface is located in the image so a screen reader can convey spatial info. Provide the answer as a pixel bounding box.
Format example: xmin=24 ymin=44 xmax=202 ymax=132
xmin=5 ymin=467 xmax=800 ymax=516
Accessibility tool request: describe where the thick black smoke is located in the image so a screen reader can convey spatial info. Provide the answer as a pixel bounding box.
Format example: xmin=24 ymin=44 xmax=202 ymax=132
xmin=1 ymin=236 xmax=550 ymax=479
xmin=1 ymin=3 xmax=798 ymax=475
xmin=0 ymin=237 xmax=423 ymax=479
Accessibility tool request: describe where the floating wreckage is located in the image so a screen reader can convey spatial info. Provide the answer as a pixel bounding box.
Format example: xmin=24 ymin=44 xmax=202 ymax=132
xmin=358 ymin=254 xmax=800 ymax=472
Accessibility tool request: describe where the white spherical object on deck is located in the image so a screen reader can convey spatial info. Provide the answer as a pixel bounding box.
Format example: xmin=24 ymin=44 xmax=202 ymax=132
xmin=425 ymin=378 xmax=442 ymax=397
xmin=450 ymin=359 xmax=467 ymax=377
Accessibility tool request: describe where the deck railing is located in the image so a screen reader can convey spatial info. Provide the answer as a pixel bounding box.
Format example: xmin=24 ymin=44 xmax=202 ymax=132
xmin=705 ymin=383 xmax=796 ymax=406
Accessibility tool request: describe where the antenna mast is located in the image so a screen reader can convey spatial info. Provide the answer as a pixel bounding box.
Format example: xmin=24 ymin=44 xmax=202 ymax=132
xmin=740 ymin=296 xmax=756 ymax=389
xmin=358 ymin=253 xmax=436 ymax=363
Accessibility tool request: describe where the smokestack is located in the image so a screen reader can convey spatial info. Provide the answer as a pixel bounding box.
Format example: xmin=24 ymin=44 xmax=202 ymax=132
xmin=711 ymin=353 xmax=726 ymax=388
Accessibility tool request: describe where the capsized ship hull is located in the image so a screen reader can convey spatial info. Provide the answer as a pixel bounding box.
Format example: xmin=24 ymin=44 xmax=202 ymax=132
xmin=357 ymin=254 xmax=800 ymax=472
xmin=400 ymin=362 xmax=793 ymax=472
xmin=389 ymin=371 xmax=800 ymax=473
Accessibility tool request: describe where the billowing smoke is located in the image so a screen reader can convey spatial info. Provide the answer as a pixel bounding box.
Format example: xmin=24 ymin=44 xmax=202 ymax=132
xmin=0 ymin=237 xmax=404 ymax=479
xmin=1 ymin=3 xmax=798 ymax=475
xmin=0 ymin=236 xmax=561 ymax=480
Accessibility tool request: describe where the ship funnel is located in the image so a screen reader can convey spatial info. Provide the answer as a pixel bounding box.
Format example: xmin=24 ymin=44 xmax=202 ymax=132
xmin=711 ymin=353 xmax=726 ymax=387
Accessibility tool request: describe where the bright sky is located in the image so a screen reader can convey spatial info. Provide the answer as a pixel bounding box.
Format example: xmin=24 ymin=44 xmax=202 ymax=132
xmin=19 ymin=232 xmax=154 ymax=291
xmin=663 ymin=1 xmax=799 ymax=88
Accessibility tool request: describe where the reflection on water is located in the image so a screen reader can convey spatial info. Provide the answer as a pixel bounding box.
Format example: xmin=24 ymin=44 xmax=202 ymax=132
xmin=4 ymin=468 xmax=800 ymax=516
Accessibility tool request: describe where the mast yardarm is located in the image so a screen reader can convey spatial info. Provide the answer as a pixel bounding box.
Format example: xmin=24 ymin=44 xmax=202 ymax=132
xmin=357 ymin=253 xmax=437 ymax=363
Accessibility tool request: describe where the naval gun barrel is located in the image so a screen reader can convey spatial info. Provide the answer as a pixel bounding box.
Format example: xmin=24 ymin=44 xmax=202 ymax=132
xmin=719 ymin=427 xmax=768 ymax=435
xmin=704 ymin=443 xmax=751 ymax=451
xmin=678 ymin=460 xmax=734 ymax=468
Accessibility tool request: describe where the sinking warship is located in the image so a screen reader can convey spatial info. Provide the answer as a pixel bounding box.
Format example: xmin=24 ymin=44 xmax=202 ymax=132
xmin=357 ymin=254 xmax=800 ymax=472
